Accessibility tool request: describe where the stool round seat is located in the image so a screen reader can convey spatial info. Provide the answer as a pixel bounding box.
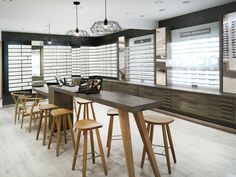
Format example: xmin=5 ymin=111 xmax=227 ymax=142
xmin=77 ymin=98 xmax=92 ymax=104
xmin=39 ymin=104 xmax=58 ymax=110
xmin=107 ymin=108 xmax=118 ymax=116
xmin=51 ymin=108 xmax=73 ymax=117
xmin=144 ymin=115 xmax=174 ymax=125
xmin=75 ymin=119 xmax=102 ymax=130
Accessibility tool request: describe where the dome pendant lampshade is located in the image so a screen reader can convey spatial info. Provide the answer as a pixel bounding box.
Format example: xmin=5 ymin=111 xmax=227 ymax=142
xmin=90 ymin=0 xmax=122 ymax=36
xmin=67 ymin=1 xmax=89 ymax=37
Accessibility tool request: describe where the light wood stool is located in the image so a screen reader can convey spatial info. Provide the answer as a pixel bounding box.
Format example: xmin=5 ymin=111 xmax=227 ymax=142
xmin=36 ymin=104 xmax=58 ymax=146
xmin=76 ymin=97 xmax=99 ymax=166
xmin=141 ymin=115 xmax=176 ymax=174
xmin=76 ymin=98 xmax=96 ymax=121
xmin=72 ymin=119 xmax=108 ymax=177
xmin=106 ymin=108 xmax=122 ymax=157
xmin=48 ymin=108 xmax=75 ymax=157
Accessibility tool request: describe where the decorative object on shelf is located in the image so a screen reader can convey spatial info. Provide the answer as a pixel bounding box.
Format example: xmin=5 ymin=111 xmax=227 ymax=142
xmin=90 ymin=0 xmax=122 ymax=36
xmin=47 ymin=23 xmax=52 ymax=45
xmin=67 ymin=1 xmax=89 ymax=37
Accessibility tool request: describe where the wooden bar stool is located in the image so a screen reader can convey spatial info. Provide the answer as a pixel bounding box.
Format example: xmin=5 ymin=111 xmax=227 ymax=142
xmin=76 ymin=98 xmax=96 ymax=121
xmin=36 ymin=104 xmax=58 ymax=146
xmin=106 ymin=108 xmax=122 ymax=157
xmin=141 ymin=115 xmax=176 ymax=174
xmin=48 ymin=108 xmax=75 ymax=157
xmin=76 ymin=98 xmax=97 ymax=164
xmin=72 ymin=119 xmax=108 ymax=177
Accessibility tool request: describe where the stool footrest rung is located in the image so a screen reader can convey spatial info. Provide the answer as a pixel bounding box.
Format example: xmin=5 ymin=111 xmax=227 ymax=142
xmin=111 ymin=134 xmax=122 ymax=141
xmin=152 ymin=144 xmax=171 ymax=157
xmin=77 ymin=151 xmax=101 ymax=160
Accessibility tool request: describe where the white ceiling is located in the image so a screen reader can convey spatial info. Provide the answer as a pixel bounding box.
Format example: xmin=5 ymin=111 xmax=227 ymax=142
xmin=0 ymin=0 xmax=235 ymax=36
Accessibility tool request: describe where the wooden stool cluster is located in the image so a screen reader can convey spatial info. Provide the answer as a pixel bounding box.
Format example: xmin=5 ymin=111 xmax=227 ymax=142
xmin=11 ymin=91 xmax=177 ymax=176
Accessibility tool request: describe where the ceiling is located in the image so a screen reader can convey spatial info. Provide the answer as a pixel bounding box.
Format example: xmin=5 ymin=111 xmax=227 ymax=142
xmin=0 ymin=0 xmax=235 ymax=36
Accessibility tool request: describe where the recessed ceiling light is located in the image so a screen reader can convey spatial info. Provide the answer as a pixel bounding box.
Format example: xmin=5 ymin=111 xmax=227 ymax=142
xmin=159 ymin=8 xmax=165 ymax=12
xmin=2 ymin=0 xmax=13 ymax=2
xmin=182 ymin=0 xmax=191 ymax=4
xmin=154 ymin=0 xmax=164 ymax=4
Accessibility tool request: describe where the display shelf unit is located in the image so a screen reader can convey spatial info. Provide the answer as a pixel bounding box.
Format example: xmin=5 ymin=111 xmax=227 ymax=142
xmin=43 ymin=45 xmax=72 ymax=82
xmin=8 ymin=45 xmax=32 ymax=91
xmin=168 ymin=37 xmax=220 ymax=90
xmin=77 ymin=43 xmax=118 ymax=78
xmin=223 ymin=12 xmax=236 ymax=70
xmin=126 ymin=35 xmax=155 ymax=84
xmin=71 ymin=48 xmax=81 ymax=76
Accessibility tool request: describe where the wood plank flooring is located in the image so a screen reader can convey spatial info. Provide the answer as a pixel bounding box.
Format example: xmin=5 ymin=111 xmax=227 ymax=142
xmin=0 ymin=101 xmax=236 ymax=177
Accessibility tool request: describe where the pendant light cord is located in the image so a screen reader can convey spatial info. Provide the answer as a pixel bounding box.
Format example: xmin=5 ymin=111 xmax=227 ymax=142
xmin=75 ymin=3 xmax=78 ymax=29
xmin=105 ymin=0 xmax=107 ymax=19
xmin=48 ymin=23 xmax=51 ymax=40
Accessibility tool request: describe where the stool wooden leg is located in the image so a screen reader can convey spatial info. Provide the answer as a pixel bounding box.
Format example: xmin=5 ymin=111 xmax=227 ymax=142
xmin=29 ymin=113 xmax=33 ymax=133
xmin=76 ymin=104 xmax=82 ymax=121
xmin=141 ymin=123 xmax=151 ymax=168
xmin=36 ymin=111 xmax=43 ymax=140
xmin=21 ymin=112 xmax=24 ymax=128
xmin=162 ymin=125 xmax=171 ymax=174
xmin=63 ymin=116 xmax=67 ymax=144
xmin=166 ymin=124 xmax=176 ymax=163
xmin=107 ymin=115 xmax=114 ymax=157
xmin=14 ymin=106 xmax=18 ymax=124
xmin=43 ymin=110 xmax=48 ymax=146
xmin=72 ymin=130 xmax=81 ymax=170
xmin=90 ymin=129 xmax=95 ymax=164
xmin=68 ymin=114 xmax=75 ymax=148
xmin=33 ymin=113 xmax=37 ymax=129
xmin=86 ymin=104 xmax=89 ymax=119
xmin=82 ymin=130 xmax=88 ymax=177
xmin=17 ymin=109 xmax=21 ymax=121
xmin=56 ymin=118 xmax=61 ymax=157
xmin=90 ymin=103 xmax=97 ymax=120
xmin=95 ymin=129 xmax=108 ymax=175
xmin=48 ymin=117 xmax=56 ymax=149
xmin=83 ymin=104 xmax=86 ymax=120
xmin=73 ymin=97 xmax=78 ymax=118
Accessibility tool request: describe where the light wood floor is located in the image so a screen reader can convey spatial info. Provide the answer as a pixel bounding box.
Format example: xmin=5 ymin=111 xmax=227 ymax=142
xmin=0 ymin=101 xmax=236 ymax=177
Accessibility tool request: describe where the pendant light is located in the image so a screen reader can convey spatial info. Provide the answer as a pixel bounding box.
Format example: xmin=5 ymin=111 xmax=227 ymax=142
xmin=90 ymin=0 xmax=122 ymax=36
xmin=67 ymin=1 xmax=89 ymax=37
xmin=47 ymin=23 xmax=52 ymax=45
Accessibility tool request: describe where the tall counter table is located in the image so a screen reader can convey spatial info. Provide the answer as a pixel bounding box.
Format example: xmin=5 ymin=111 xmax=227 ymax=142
xmin=34 ymin=86 xmax=162 ymax=177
